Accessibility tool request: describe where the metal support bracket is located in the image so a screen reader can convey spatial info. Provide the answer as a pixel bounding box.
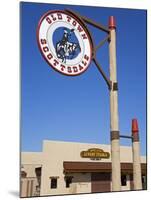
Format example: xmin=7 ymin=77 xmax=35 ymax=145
xmin=65 ymin=9 xmax=110 ymax=33
xmin=93 ymin=58 xmax=111 ymax=90
xmin=94 ymin=35 xmax=110 ymax=53
xmin=120 ymin=135 xmax=132 ymax=139
xmin=65 ymin=9 xmax=111 ymax=90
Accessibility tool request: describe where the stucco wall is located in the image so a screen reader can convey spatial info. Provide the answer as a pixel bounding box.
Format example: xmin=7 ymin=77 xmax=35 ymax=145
xmin=21 ymin=140 xmax=146 ymax=196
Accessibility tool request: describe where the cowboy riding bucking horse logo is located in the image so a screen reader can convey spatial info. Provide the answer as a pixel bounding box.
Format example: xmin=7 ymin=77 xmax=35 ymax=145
xmin=37 ymin=10 xmax=92 ymax=76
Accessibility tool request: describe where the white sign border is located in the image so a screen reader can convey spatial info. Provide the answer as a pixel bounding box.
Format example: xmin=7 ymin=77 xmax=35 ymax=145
xmin=37 ymin=10 xmax=93 ymax=76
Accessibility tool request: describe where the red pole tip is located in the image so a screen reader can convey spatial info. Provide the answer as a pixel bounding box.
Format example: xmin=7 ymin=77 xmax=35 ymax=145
xmin=108 ymin=16 xmax=116 ymax=29
xmin=132 ymin=119 xmax=139 ymax=133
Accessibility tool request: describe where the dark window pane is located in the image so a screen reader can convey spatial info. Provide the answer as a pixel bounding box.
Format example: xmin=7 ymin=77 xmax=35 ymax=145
xmin=65 ymin=177 xmax=72 ymax=188
xmin=121 ymin=175 xmax=127 ymax=186
xmin=51 ymin=178 xmax=57 ymax=189
xmin=142 ymin=175 xmax=147 ymax=190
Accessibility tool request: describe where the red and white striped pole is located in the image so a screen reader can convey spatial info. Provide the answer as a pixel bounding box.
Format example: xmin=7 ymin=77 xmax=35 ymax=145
xmin=132 ymin=119 xmax=142 ymax=190
xmin=109 ymin=16 xmax=121 ymax=191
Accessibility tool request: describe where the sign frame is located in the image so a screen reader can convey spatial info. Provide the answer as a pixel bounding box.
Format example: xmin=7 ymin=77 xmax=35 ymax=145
xmin=80 ymin=148 xmax=110 ymax=159
xmin=37 ymin=10 xmax=93 ymax=76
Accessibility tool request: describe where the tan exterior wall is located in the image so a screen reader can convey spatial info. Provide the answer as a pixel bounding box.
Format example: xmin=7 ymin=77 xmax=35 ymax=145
xmin=21 ymin=177 xmax=39 ymax=197
xmin=21 ymin=153 xmax=43 ymax=197
xmin=40 ymin=141 xmax=96 ymax=195
xmin=21 ymin=140 xmax=146 ymax=196
xmin=21 ymin=152 xmax=43 ymax=165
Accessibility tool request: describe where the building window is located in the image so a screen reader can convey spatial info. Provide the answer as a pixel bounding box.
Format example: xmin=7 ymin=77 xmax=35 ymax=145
xmin=121 ymin=175 xmax=127 ymax=186
xmin=65 ymin=176 xmax=73 ymax=188
xmin=142 ymin=175 xmax=147 ymax=190
xmin=50 ymin=178 xmax=57 ymax=189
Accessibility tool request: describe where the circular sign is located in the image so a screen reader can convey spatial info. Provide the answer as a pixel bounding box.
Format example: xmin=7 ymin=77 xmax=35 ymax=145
xmin=37 ymin=10 xmax=93 ymax=76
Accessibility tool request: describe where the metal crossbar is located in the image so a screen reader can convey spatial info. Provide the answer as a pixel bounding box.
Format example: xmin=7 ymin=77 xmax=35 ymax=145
xmin=120 ymin=135 xmax=132 ymax=139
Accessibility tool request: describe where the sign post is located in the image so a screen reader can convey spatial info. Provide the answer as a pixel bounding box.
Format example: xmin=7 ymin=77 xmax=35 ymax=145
xmin=108 ymin=16 xmax=121 ymax=191
xmin=132 ymin=119 xmax=142 ymax=190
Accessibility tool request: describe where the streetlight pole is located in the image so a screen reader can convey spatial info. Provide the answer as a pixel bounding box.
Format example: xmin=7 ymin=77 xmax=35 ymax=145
xmin=108 ymin=16 xmax=121 ymax=191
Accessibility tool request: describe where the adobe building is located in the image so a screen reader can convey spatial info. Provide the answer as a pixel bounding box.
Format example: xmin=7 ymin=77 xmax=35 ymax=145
xmin=21 ymin=140 xmax=147 ymax=197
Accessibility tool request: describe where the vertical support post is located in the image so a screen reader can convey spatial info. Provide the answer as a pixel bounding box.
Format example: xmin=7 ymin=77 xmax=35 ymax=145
xmin=132 ymin=119 xmax=142 ymax=190
xmin=108 ymin=16 xmax=121 ymax=191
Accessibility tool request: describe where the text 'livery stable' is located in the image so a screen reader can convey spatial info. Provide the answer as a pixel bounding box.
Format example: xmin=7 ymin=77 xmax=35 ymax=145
xmin=37 ymin=10 xmax=93 ymax=76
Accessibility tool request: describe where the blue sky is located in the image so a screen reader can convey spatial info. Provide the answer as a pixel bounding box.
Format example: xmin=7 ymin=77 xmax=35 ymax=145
xmin=20 ymin=2 xmax=147 ymax=155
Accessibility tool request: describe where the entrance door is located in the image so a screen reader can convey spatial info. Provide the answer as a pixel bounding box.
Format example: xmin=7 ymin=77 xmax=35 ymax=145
xmin=91 ymin=173 xmax=111 ymax=193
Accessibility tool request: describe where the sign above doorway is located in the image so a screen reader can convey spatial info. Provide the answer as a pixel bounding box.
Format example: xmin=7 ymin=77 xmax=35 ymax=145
xmin=80 ymin=148 xmax=110 ymax=160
